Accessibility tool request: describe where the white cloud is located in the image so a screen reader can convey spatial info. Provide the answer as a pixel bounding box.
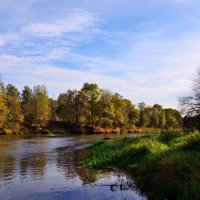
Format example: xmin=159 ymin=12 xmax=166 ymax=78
xmin=0 ymin=51 xmax=194 ymax=109
xmin=22 ymin=11 xmax=98 ymax=37
xmin=0 ymin=34 xmax=18 ymax=46
xmin=1 ymin=27 xmax=199 ymax=109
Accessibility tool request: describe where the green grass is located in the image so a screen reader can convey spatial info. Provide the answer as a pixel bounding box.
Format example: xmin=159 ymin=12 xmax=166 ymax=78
xmin=85 ymin=131 xmax=200 ymax=200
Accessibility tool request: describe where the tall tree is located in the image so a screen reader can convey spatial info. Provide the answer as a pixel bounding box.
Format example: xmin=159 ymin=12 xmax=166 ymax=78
xmin=124 ymin=99 xmax=139 ymax=127
xmin=150 ymin=104 xmax=166 ymax=128
xmin=4 ymin=83 xmax=23 ymax=132
xmin=21 ymin=85 xmax=32 ymax=118
xmin=81 ymin=83 xmax=101 ymax=124
xmin=138 ymin=102 xmax=151 ymax=127
xmin=66 ymin=90 xmax=89 ymax=125
xmin=57 ymin=93 xmax=69 ymax=121
xmin=6 ymin=84 xmax=20 ymax=99
xmin=180 ymin=68 xmax=200 ymax=117
xmin=57 ymin=90 xmax=89 ymax=125
xmin=49 ymin=98 xmax=58 ymax=121
xmin=112 ymin=93 xmax=125 ymax=127
xmin=28 ymin=85 xmax=50 ymax=125
xmin=0 ymin=93 xmax=9 ymax=130
xmin=0 ymin=79 xmax=7 ymax=119
xmin=165 ymin=108 xmax=182 ymax=129
xmin=97 ymin=89 xmax=115 ymax=127
xmin=0 ymin=80 xmax=5 ymax=94
xmin=21 ymin=85 xmax=32 ymax=105
xmin=5 ymin=95 xmax=23 ymax=132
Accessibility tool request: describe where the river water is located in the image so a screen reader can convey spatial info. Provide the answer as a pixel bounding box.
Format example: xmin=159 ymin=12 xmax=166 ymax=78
xmin=0 ymin=134 xmax=147 ymax=200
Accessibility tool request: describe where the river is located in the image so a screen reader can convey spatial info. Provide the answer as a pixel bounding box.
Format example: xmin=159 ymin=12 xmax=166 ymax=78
xmin=0 ymin=134 xmax=147 ymax=200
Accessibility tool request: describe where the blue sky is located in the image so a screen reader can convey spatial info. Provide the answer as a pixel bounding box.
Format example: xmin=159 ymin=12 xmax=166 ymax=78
xmin=0 ymin=0 xmax=200 ymax=108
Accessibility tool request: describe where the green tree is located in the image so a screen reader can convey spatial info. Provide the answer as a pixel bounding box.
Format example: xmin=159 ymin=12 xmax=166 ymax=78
xmin=112 ymin=94 xmax=139 ymax=128
xmin=5 ymin=95 xmax=23 ymax=132
xmin=21 ymin=85 xmax=32 ymax=105
xmin=66 ymin=89 xmax=89 ymax=125
xmin=138 ymin=102 xmax=151 ymax=127
xmin=97 ymin=90 xmax=115 ymax=127
xmin=4 ymin=83 xmax=23 ymax=132
xmin=6 ymin=84 xmax=20 ymax=99
xmin=28 ymin=85 xmax=50 ymax=125
xmin=150 ymin=104 xmax=166 ymax=128
xmin=0 ymin=93 xmax=9 ymax=130
xmin=0 ymin=80 xmax=5 ymax=94
xmin=21 ymin=85 xmax=32 ymax=119
xmin=57 ymin=90 xmax=89 ymax=125
xmin=49 ymin=98 xmax=58 ymax=121
xmin=123 ymin=99 xmax=139 ymax=127
xmin=112 ymin=93 xmax=125 ymax=127
xmin=165 ymin=108 xmax=182 ymax=129
xmin=57 ymin=93 xmax=69 ymax=121
xmin=81 ymin=83 xmax=101 ymax=124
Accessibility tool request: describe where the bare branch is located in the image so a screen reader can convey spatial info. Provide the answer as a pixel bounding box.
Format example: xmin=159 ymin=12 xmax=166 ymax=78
xmin=180 ymin=68 xmax=200 ymax=117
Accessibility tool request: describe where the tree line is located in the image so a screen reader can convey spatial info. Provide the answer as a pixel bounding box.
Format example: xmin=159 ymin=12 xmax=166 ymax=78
xmin=0 ymin=81 xmax=183 ymax=134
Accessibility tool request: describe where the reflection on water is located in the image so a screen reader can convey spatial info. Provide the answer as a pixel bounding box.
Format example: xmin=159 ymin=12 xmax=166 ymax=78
xmin=0 ymin=134 xmax=147 ymax=200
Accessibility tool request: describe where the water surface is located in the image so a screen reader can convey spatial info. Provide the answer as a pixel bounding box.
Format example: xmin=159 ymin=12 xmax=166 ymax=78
xmin=0 ymin=134 xmax=147 ymax=200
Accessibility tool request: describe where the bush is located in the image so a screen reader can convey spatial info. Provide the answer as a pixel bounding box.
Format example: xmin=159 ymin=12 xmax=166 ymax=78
xmin=159 ymin=131 xmax=184 ymax=144
xmin=183 ymin=131 xmax=200 ymax=151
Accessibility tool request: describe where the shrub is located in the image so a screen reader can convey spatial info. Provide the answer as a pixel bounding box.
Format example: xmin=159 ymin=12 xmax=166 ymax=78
xmin=182 ymin=131 xmax=200 ymax=151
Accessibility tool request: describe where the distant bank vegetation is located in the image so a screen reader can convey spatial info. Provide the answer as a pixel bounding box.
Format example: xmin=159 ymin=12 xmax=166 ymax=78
xmin=0 ymin=80 xmax=183 ymax=134
xmin=0 ymin=67 xmax=200 ymax=134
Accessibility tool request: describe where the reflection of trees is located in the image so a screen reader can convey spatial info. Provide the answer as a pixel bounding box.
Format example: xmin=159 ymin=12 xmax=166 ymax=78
xmin=77 ymin=166 xmax=97 ymax=184
xmin=0 ymin=156 xmax=17 ymax=181
xmin=0 ymin=137 xmax=18 ymax=181
xmin=55 ymin=146 xmax=78 ymax=179
xmin=20 ymin=152 xmax=47 ymax=179
xmin=55 ymin=147 xmax=98 ymax=184
xmin=76 ymin=149 xmax=97 ymax=184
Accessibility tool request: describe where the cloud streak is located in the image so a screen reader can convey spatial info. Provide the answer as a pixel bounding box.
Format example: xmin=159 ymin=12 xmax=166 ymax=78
xmin=0 ymin=34 xmax=18 ymax=46
xmin=22 ymin=11 xmax=98 ymax=37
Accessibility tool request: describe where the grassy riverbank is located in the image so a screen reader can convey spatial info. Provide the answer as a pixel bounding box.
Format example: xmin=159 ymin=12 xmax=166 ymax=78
xmin=85 ymin=131 xmax=200 ymax=200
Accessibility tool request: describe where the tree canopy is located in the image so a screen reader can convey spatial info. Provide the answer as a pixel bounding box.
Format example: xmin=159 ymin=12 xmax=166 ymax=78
xmin=0 ymin=80 xmax=183 ymax=134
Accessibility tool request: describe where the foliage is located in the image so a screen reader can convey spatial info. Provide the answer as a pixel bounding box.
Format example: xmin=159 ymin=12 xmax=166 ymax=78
xmin=138 ymin=103 xmax=182 ymax=129
xmin=57 ymin=89 xmax=89 ymax=125
xmin=6 ymin=84 xmax=20 ymax=99
xmin=0 ymin=84 xmax=23 ymax=133
xmin=28 ymin=85 xmax=50 ymax=125
xmin=0 ymin=80 xmax=183 ymax=134
xmin=48 ymin=98 xmax=58 ymax=121
xmin=81 ymin=83 xmax=101 ymax=124
xmin=21 ymin=85 xmax=32 ymax=118
xmin=165 ymin=108 xmax=183 ymax=129
xmin=5 ymin=95 xmax=23 ymax=132
xmin=0 ymin=94 xmax=9 ymax=129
